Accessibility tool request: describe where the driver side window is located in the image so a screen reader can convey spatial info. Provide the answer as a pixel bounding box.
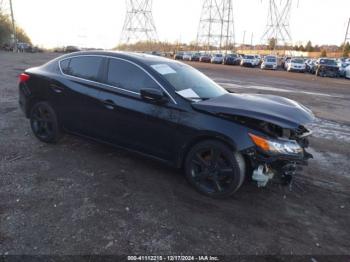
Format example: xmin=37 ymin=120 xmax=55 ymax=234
xmin=106 ymin=58 xmax=160 ymax=93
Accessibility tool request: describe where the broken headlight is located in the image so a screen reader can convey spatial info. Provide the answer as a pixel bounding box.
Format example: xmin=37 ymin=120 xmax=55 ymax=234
xmin=249 ymin=133 xmax=303 ymax=155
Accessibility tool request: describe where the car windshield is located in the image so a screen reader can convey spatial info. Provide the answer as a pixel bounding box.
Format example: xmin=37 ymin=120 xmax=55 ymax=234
xmin=266 ymin=58 xmax=277 ymax=62
xmin=319 ymin=59 xmax=337 ymax=66
xmin=291 ymin=59 xmax=304 ymax=64
xmin=215 ymin=54 xmax=223 ymax=57
xmin=149 ymin=62 xmax=227 ymax=101
xmin=245 ymin=55 xmax=254 ymax=59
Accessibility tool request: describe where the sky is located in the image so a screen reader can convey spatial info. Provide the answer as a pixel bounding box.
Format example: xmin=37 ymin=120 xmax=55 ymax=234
xmin=7 ymin=0 xmax=350 ymax=49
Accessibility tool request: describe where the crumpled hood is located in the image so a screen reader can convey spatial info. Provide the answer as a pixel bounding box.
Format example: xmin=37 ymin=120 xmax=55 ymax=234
xmin=192 ymin=93 xmax=315 ymax=129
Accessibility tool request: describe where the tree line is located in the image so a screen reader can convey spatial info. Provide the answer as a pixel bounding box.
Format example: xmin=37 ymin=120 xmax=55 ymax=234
xmin=268 ymin=38 xmax=350 ymax=57
xmin=0 ymin=11 xmax=31 ymax=47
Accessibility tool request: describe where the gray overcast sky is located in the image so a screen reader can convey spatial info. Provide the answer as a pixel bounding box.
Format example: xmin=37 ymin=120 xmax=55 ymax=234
xmin=10 ymin=0 xmax=350 ymax=48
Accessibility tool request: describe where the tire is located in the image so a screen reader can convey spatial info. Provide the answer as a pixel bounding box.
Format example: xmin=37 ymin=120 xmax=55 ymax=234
xmin=30 ymin=101 xmax=62 ymax=143
xmin=184 ymin=140 xmax=246 ymax=198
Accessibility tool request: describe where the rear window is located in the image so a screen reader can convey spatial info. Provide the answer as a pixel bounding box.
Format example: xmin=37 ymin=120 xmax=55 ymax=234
xmin=60 ymin=56 xmax=103 ymax=81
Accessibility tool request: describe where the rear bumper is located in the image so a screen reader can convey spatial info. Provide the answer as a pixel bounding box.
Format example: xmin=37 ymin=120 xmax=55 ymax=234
xmin=262 ymin=65 xmax=277 ymax=70
xmin=242 ymin=62 xmax=254 ymax=67
xmin=18 ymin=83 xmax=31 ymax=118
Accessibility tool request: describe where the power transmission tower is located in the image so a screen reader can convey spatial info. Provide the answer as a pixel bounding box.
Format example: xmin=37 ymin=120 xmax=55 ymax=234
xmin=261 ymin=0 xmax=292 ymax=47
xmin=119 ymin=0 xmax=158 ymax=46
xmin=343 ymin=17 xmax=350 ymax=52
xmin=196 ymin=0 xmax=235 ymax=52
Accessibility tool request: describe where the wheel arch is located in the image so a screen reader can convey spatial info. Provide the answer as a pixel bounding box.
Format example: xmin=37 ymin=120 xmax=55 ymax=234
xmin=26 ymin=96 xmax=46 ymax=118
xmin=176 ymin=133 xmax=237 ymax=168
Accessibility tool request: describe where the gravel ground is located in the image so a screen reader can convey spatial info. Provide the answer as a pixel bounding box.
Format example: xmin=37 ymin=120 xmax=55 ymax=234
xmin=0 ymin=52 xmax=350 ymax=257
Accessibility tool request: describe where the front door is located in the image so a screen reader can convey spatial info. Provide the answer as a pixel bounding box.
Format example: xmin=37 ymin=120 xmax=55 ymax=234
xmin=96 ymin=58 xmax=181 ymax=162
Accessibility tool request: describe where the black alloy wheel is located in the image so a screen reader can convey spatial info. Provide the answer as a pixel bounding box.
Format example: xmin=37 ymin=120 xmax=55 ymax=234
xmin=30 ymin=102 xmax=62 ymax=143
xmin=185 ymin=140 xmax=245 ymax=198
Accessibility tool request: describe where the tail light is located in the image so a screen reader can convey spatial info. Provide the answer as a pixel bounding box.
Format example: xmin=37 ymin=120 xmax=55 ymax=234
xmin=19 ymin=73 xmax=30 ymax=83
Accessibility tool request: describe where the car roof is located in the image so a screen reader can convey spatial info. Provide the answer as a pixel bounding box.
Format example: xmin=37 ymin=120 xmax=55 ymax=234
xmin=58 ymin=50 xmax=174 ymax=66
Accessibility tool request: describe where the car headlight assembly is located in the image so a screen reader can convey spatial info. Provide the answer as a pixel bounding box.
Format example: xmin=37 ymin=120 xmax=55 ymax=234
xmin=249 ymin=133 xmax=303 ymax=155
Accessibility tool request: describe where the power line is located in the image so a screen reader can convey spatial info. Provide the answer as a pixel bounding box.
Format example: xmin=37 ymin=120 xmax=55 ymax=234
xmin=196 ymin=0 xmax=235 ymax=52
xmin=119 ymin=0 xmax=158 ymax=45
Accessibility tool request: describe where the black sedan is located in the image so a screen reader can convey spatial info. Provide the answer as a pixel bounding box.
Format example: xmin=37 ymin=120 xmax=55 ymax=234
xmin=223 ymin=54 xmax=241 ymax=65
xmin=19 ymin=51 xmax=314 ymax=198
xmin=315 ymin=58 xmax=340 ymax=77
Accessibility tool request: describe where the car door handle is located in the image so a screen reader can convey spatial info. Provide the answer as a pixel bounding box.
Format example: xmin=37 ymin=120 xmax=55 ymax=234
xmin=50 ymin=84 xmax=64 ymax=94
xmin=101 ymin=99 xmax=116 ymax=110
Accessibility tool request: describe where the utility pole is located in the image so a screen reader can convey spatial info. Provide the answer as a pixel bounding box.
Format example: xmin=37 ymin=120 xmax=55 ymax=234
xmin=250 ymin=32 xmax=254 ymax=48
xmin=9 ymin=0 xmax=17 ymax=52
xmin=343 ymin=17 xmax=350 ymax=54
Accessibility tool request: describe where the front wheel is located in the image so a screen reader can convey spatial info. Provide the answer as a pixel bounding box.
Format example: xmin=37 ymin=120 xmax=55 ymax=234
xmin=30 ymin=101 xmax=62 ymax=143
xmin=184 ymin=140 xmax=246 ymax=198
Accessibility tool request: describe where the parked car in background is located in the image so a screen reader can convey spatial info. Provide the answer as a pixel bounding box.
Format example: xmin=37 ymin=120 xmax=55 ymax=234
xmin=190 ymin=52 xmax=201 ymax=62
xmin=305 ymin=59 xmax=317 ymax=74
xmin=315 ymin=58 xmax=339 ymax=77
xmin=283 ymin=58 xmax=291 ymax=70
xmin=211 ymin=53 xmax=224 ymax=64
xmin=174 ymin=52 xmax=184 ymax=60
xmin=337 ymin=60 xmax=350 ymax=77
xmin=254 ymin=55 xmax=262 ymax=66
xmin=19 ymin=51 xmax=315 ymax=198
xmin=281 ymin=56 xmax=292 ymax=69
xmin=17 ymin=42 xmax=32 ymax=52
xmin=345 ymin=64 xmax=350 ymax=79
xmin=223 ymin=53 xmax=241 ymax=65
xmin=240 ymin=55 xmax=258 ymax=67
xmin=199 ymin=53 xmax=212 ymax=63
xmin=151 ymin=51 xmax=162 ymax=56
xmin=64 ymin=46 xmax=81 ymax=53
xmin=183 ymin=52 xmax=193 ymax=61
xmin=286 ymin=58 xmax=306 ymax=73
xmin=261 ymin=55 xmax=278 ymax=70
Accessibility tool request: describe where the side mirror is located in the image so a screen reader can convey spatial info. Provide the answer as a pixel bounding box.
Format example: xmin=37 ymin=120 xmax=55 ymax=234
xmin=140 ymin=88 xmax=168 ymax=104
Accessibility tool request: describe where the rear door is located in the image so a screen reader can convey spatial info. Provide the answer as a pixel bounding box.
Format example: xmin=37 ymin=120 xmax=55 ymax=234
xmin=55 ymin=55 xmax=105 ymax=137
xmin=96 ymin=57 xmax=181 ymax=162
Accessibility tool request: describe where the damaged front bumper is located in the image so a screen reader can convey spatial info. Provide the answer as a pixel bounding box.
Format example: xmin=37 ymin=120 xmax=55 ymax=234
xmin=243 ymin=135 xmax=313 ymax=187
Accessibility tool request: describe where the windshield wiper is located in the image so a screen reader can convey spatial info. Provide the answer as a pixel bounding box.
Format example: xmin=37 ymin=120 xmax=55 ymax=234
xmin=185 ymin=97 xmax=211 ymax=101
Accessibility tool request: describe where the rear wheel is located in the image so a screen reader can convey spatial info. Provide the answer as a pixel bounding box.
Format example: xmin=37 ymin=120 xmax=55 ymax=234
xmin=185 ymin=140 xmax=245 ymax=198
xmin=30 ymin=102 xmax=62 ymax=143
